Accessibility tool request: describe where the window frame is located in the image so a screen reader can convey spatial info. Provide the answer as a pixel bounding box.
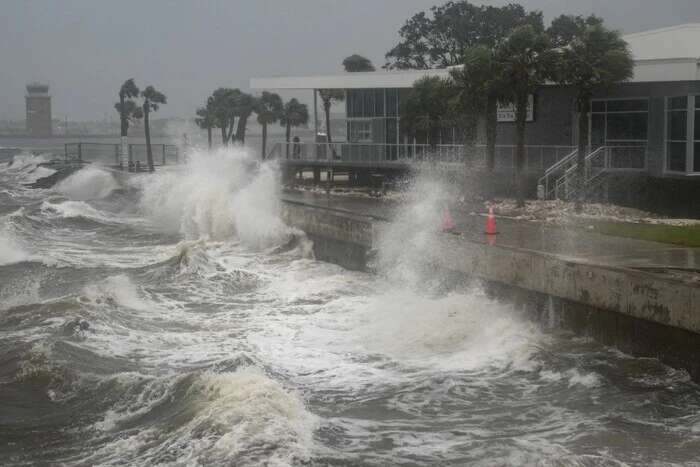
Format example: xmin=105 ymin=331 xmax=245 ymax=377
xmin=590 ymin=97 xmax=650 ymax=145
xmin=348 ymin=119 xmax=373 ymax=143
xmin=663 ymin=95 xmax=698 ymax=175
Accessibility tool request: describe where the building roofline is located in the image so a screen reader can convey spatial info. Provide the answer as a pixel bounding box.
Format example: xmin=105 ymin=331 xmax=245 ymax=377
xmin=623 ymin=22 xmax=700 ymax=40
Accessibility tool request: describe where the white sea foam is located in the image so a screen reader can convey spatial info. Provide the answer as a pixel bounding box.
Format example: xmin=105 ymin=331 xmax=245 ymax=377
xmin=81 ymin=274 xmax=151 ymax=312
xmin=0 ymin=274 xmax=41 ymax=311
xmin=40 ymin=199 xmax=116 ymax=223
xmin=353 ymin=289 xmax=540 ymax=371
xmin=138 ymin=146 xmax=294 ymax=248
xmin=2 ymin=153 xmax=47 ymax=172
xmin=0 ymin=153 xmax=56 ymax=183
xmin=55 ymin=166 xmax=119 ymax=200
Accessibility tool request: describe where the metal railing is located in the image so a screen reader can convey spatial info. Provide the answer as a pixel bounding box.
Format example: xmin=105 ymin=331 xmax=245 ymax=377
xmin=540 ymin=145 xmax=648 ymax=200
xmin=267 ymin=142 xmax=575 ymax=172
xmin=64 ymin=142 xmax=181 ymax=167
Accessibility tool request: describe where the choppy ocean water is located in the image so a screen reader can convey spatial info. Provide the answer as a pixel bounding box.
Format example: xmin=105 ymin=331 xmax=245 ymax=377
xmin=2 ymin=148 xmax=700 ymax=466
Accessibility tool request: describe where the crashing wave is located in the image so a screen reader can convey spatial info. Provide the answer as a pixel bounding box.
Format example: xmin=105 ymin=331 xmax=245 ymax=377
xmin=86 ymin=367 xmax=316 ymax=466
xmin=137 ymin=147 xmax=294 ymax=249
xmin=54 ymin=166 xmax=120 ymax=200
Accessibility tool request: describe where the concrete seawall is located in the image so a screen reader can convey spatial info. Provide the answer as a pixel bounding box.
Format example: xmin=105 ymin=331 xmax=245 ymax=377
xmin=281 ymin=198 xmax=700 ymax=379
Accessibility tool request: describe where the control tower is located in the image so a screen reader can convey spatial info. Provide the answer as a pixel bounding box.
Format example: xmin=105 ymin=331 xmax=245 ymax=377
xmin=25 ymin=82 xmax=52 ymax=137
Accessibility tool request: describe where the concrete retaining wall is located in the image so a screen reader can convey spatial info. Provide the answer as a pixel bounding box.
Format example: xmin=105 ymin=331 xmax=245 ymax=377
xmin=281 ymin=199 xmax=700 ymax=378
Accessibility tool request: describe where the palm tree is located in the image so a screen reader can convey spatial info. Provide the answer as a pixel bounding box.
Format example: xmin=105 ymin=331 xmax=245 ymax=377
xmin=280 ymin=98 xmax=309 ymax=157
xmin=551 ymin=15 xmax=634 ymax=211
xmin=318 ymin=89 xmax=345 ymax=153
xmin=498 ymin=25 xmax=557 ymax=207
xmin=141 ymin=85 xmax=167 ymax=172
xmin=115 ymin=78 xmax=142 ymax=168
xmin=450 ymin=46 xmax=494 ymax=164
xmin=209 ymin=88 xmax=240 ymax=146
xmin=195 ymin=98 xmax=216 ymax=149
xmin=233 ymin=92 xmax=256 ymax=144
xmin=255 ymin=91 xmax=283 ymax=160
xmin=343 ymin=54 xmax=376 ymax=72
xmin=401 ymin=76 xmax=452 ymax=149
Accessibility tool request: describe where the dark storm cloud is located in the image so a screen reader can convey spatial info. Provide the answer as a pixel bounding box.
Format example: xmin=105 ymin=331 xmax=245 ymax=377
xmin=1 ymin=0 xmax=699 ymax=120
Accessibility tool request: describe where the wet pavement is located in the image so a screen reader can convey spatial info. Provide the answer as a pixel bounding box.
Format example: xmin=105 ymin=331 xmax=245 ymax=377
xmin=281 ymin=189 xmax=700 ymax=277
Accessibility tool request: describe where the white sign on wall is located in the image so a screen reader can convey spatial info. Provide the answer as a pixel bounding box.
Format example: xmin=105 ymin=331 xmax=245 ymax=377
xmin=497 ymin=94 xmax=535 ymax=122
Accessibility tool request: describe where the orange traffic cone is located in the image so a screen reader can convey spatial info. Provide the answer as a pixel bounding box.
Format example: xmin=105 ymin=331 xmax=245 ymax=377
xmin=485 ymin=206 xmax=498 ymax=235
xmin=441 ymin=207 xmax=456 ymax=233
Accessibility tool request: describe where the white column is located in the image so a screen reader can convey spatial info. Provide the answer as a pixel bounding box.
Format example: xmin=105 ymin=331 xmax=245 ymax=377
xmin=120 ymin=136 xmax=128 ymax=168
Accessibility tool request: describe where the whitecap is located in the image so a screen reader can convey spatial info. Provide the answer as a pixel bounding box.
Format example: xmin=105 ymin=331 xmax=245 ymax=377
xmin=55 ymin=166 xmax=120 ymax=200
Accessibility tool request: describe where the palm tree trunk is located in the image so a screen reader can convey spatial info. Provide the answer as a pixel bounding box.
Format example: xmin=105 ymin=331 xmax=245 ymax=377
xmin=119 ymin=93 xmax=128 ymax=168
xmin=285 ymin=123 xmax=291 ymax=158
xmin=430 ymin=126 xmax=439 ymax=150
xmin=261 ymin=122 xmax=267 ymax=160
xmin=324 ymin=103 xmax=332 ymax=145
xmin=463 ymin=117 xmax=478 ymax=191
xmin=226 ymin=118 xmax=236 ymax=145
xmin=207 ymin=127 xmax=212 ymax=149
xmin=515 ymin=92 xmax=528 ymax=208
xmin=575 ymin=97 xmax=590 ymax=212
xmin=235 ymin=114 xmax=249 ymax=144
xmin=486 ymin=95 xmax=498 ymax=172
xmin=144 ymin=105 xmax=154 ymax=172
xmin=323 ymin=101 xmax=337 ymax=159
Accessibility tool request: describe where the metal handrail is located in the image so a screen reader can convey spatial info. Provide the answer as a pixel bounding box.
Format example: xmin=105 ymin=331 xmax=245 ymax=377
xmin=536 ymin=147 xmax=579 ymax=200
xmin=64 ymin=142 xmax=180 ymax=167
xmin=553 ymin=146 xmax=605 ymax=199
xmin=267 ymin=141 xmax=575 ymax=171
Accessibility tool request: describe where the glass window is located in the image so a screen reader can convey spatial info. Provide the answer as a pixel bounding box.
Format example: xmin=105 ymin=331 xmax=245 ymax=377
xmin=695 ymin=109 xmax=700 ymax=141
xmin=591 ymin=114 xmax=605 ymax=146
xmin=668 ymin=142 xmax=687 ymax=172
xmin=362 ymin=91 xmax=374 ymax=118
xmin=695 ymin=142 xmax=700 ymax=172
xmin=346 ymin=91 xmax=351 ymax=117
xmin=669 ymin=96 xmax=688 ymax=110
xmin=386 ymin=118 xmax=397 ymax=145
xmin=607 ymin=99 xmax=649 ymax=112
xmin=347 ymin=90 xmax=363 ymax=119
xmin=668 ymin=110 xmax=687 ymax=141
xmin=666 ymin=96 xmax=689 ymax=172
xmin=349 ymin=120 xmax=372 ymax=142
xmin=592 ymin=101 xmax=606 ymax=112
xmin=607 ymin=113 xmax=647 ymax=140
xmin=374 ymin=89 xmax=384 ymax=116
xmin=386 ymin=89 xmax=398 ymax=117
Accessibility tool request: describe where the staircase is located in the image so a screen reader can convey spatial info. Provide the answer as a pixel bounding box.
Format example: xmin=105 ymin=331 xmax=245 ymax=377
xmin=537 ymin=147 xmax=610 ymax=201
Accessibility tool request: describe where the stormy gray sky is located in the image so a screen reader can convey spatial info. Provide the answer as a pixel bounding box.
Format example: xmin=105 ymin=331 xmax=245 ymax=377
xmin=2 ymin=0 xmax=700 ymax=121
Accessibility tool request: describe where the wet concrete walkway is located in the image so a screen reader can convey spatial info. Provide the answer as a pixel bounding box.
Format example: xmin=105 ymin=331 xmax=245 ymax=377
xmin=281 ymin=190 xmax=700 ymax=279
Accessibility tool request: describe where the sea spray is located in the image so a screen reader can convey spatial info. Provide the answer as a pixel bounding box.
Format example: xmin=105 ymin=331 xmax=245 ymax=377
xmin=373 ymin=170 xmax=450 ymax=289
xmin=137 ymin=146 xmax=294 ymax=247
xmin=0 ymin=152 xmax=56 ymax=184
xmin=0 ymin=227 xmax=31 ymax=266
